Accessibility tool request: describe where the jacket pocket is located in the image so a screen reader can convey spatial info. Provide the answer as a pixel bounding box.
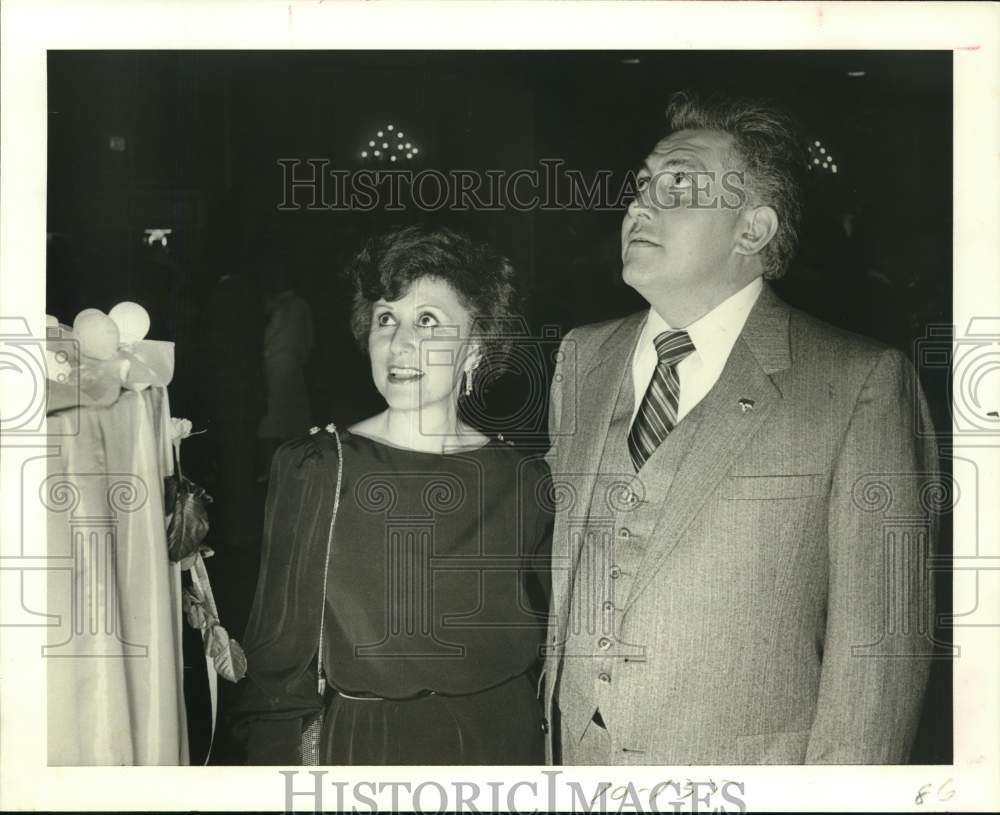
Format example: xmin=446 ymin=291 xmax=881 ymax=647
xmin=736 ymin=728 xmax=811 ymax=764
xmin=721 ymin=474 xmax=821 ymax=500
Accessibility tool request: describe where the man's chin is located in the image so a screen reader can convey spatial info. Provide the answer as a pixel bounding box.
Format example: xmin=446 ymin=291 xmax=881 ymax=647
xmin=622 ymin=259 xmax=657 ymax=291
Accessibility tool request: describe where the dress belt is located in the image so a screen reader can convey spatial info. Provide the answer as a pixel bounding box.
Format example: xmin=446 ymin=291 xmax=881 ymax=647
xmin=334 ymin=688 xmax=437 ymax=702
xmin=331 ymin=670 xmax=532 ymax=702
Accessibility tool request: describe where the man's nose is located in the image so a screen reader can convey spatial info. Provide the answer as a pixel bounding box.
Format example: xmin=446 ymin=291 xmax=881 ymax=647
xmin=627 ymin=189 xmax=649 ymax=218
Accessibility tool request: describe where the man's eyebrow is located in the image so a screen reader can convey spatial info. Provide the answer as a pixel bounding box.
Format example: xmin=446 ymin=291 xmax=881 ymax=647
xmin=656 ymin=154 xmax=706 ymax=171
xmin=639 ymin=151 xmax=706 ymax=175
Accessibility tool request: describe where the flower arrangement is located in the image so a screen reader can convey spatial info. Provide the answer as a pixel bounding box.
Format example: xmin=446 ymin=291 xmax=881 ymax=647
xmin=168 ymin=418 xmax=246 ymax=684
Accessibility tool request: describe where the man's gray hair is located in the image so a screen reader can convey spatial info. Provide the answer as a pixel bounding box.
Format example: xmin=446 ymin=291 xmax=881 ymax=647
xmin=665 ymin=90 xmax=808 ymax=280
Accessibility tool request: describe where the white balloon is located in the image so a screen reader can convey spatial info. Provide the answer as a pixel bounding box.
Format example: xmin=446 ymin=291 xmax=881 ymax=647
xmin=72 ymin=308 xmax=104 ymax=333
xmin=109 ymin=301 xmax=151 ymax=343
xmin=75 ymin=312 xmax=120 ymax=360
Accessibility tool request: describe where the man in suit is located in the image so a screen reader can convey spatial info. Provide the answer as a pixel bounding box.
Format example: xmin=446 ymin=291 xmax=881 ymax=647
xmin=543 ymin=90 xmax=940 ymax=765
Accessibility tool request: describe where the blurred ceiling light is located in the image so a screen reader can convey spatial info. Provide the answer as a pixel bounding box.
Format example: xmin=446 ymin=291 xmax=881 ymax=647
xmin=807 ymin=138 xmax=839 ymax=176
xmin=144 ymin=228 xmax=172 ymax=247
xmin=847 ymin=71 xmax=866 ymax=77
xmin=620 ymin=57 xmax=641 ymax=65
xmin=360 ymin=125 xmax=421 ymax=163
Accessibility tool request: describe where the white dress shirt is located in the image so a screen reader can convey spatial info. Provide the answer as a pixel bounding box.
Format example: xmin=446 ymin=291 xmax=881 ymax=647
xmin=630 ymin=277 xmax=763 ymax=426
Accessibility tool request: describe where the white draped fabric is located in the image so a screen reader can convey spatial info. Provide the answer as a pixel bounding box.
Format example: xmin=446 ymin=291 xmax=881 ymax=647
xmin=46 ymin=387 xmax=188 ymax=765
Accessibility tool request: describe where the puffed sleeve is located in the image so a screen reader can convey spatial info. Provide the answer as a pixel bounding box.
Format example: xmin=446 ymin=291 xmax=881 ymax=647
xmin=229 ymin=432 xmax=340 ymax=764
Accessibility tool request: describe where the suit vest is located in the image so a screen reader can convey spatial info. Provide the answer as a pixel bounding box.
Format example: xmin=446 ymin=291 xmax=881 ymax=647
xmin=556 ymin=350 xmax=703 ymax=744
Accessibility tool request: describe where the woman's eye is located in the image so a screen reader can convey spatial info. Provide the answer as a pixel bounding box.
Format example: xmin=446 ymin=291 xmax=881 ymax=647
xmin=375 ymin=312 xmax=396 ymax=327
xmin=636 ymin=175 xmax=649 ymax=192
xmin=417 ymin=313 xmax=440 ymax=328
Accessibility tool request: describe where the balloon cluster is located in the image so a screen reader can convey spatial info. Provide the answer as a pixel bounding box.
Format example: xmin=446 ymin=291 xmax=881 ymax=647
xmin=63 ymin=301 xmax=151 ymax=360
xmin=45 ymin=301 xmax=174 ymax=413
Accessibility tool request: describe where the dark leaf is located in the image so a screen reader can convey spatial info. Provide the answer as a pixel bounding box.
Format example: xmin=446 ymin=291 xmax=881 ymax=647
xmin=166 ymin=475 xmax=213 ymax=563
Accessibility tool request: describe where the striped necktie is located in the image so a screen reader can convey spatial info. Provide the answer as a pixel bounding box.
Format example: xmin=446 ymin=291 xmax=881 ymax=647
xmin=627 ymin=329 xmax=696 ymax=471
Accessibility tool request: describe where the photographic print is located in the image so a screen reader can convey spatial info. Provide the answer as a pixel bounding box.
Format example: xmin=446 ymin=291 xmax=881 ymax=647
xmin=1 ymin=2 xmax=997 ymax=812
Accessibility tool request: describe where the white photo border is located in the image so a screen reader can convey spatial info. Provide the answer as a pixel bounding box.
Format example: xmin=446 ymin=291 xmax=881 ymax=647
xmin=1 ymin=1 xmax=998 ymax=811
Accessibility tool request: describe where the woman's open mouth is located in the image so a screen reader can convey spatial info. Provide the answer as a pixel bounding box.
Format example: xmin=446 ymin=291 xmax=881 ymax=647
xmin=388 ymin=366 xmax=425 ymax=382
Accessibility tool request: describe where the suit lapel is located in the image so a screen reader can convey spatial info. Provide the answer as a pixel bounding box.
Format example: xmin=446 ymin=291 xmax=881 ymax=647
xmin=623 ymin=285 xmax=792 ymax=612
xmin=551 ymin=312 xmax=644 ymax=631
xmin=571 ymin=313 xmax=645 ymax=497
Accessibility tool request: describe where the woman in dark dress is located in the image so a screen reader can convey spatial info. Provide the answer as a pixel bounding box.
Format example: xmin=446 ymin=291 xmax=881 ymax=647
xmin=233 ymin=226 xmax=552 ymax=765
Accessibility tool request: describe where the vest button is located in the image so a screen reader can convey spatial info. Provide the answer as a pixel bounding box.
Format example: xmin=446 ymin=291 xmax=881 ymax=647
xmin=602 ymin=601 xmax=615 ymax=612
xmin=597 ymin=636 xmax=612 ymax=651
xmin=618 ymin=527 xmax=631 ymax=540
xmin=598 ymin=672 xmax=611 ymax=685
xmin=610 ymin=565 xmax=622 ymax=579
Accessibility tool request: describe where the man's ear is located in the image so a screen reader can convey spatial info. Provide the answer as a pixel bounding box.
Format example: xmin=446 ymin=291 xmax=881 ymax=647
xmin=734 ymin=205 xmax=779 ymax=257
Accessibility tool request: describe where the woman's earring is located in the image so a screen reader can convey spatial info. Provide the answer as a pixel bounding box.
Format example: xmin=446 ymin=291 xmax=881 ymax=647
xmin=464 ymin=367 xmax=473 ymax=397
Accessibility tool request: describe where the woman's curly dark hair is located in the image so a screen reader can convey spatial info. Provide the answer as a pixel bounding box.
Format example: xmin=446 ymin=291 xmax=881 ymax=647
xmin=347 ymin=224 xmax=523 ymax=379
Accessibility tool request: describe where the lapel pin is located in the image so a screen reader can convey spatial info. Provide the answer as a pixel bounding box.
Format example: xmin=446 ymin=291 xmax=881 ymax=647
xmin=738 ymin=398 xmax=755 ymax=413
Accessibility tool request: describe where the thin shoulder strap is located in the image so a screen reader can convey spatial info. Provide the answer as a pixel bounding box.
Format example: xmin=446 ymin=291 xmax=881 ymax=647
xmin=315 ymin=423 xmax=343 ymax=696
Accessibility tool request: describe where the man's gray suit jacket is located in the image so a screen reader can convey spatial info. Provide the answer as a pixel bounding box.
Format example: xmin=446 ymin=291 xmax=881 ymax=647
xmin=543 ymin=283 xmax=941 ymax=764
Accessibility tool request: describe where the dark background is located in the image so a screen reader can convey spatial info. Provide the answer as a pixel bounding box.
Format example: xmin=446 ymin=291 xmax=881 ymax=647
xmin=46 ymin=50 xmax=953 ymax=764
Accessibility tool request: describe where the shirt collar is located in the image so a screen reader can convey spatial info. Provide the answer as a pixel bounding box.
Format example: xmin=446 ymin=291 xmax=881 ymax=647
xmin=639 ymin=276 xmax=764 ymax=366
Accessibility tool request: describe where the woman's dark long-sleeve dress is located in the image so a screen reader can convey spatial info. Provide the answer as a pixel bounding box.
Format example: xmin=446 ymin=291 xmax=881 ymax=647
xmin=232 ymin=428 xmax=553 ymax=765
